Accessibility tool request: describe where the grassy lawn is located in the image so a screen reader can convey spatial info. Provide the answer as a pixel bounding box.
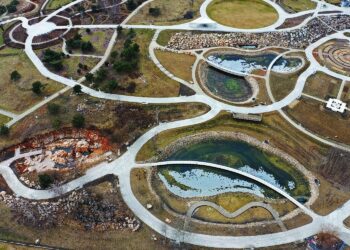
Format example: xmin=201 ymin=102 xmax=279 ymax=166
xmin=280 ymin=0 xmax=316 ymax=12
xmin=156 ymin=30 xmax=181 ymax=46
xmin=128 ymin=0 xmax=204 ymax=25
xmin=96 ymin=29 xmax=181 ymax=97
xmin=46 ymin=0 xmax=72 ymax=9
xmin=125 ymin=29 xmax=180 ymax=97
xmin=0 ymin=115 xmax=10 ymax=125
xmin=303 ymin=71 xmax=341 ymax=100
xmin=61 ymin=56 xmax=100 ymax=80
xmin=154 ymin=50 xmax=195 ymax=82
xmin=36 ymin=42 xmax=100 ymax=80
xmin=80 ymin=29 xmax=114 ymax=56
xmin=0 ymin=48 xmax=63 ymax=113
xmin=285 ymin=97 xmax=350 ymax=145
xmin=310 ymin=173 xmax=350 ymax=215
xmin=207 ymin=0 xmax=279 ymax=29
xmin=0 ymin=30 xmax=3 ymax=46
xmin=270 ymin=53 xmax=309 ymax=102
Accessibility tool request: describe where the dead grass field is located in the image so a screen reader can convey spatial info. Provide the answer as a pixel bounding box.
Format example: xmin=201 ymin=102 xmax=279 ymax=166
xmin=154 ymin=50 xmax=195 ymax=82
xmin=0 ymin=48 xmax=63 ymax=113
xmin=285 ymin=97 xmax=350 ymax=145
xmin=128 ymin=0 xmax=204 ymax=25
xmin=311 ymin=174 xmax=350 ymax=216
xmin=303 ymin=71 xmax=341 ymax=100
xmin=340 ymin=82 xmax=350 ymax=102
xmin=0 ymin=91 xmax=209 ymax=150
xmin=207 ymin=0 xmax=279 ymax=29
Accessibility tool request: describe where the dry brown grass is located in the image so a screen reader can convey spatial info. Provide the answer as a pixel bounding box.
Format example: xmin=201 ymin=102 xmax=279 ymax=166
xmin=303 ymin=71 xmax=341 ymax=100
xmin=285 ymin=97 xmax=350 ymax=145
xmin=0 ymin=48 xmax=63 ymax=113
xmin=207 ymin=0 xmax=278 ymax=29
xmin=270 ymin=56 xmax=309 ymax=102
xmin=311 ymin=174 xmax=350 ymax=215
xmin=128 ymin=0 xmax=204 ymax=25
xmin=154 ymin=50 xmax=195 ymax=82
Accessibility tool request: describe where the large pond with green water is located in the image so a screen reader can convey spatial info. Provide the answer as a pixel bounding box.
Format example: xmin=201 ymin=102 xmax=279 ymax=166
xmin=207 ymin=53 xmax=303 ymax=74
xmin=158 ymin=140 xmax=310 ymax=199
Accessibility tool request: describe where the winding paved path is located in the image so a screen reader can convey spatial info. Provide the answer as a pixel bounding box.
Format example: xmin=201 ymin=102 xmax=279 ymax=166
xmin=186 ymin=201 xmax=287 ymax=231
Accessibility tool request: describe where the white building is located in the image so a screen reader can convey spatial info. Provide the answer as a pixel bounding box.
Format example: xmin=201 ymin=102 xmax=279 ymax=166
xmin=326 ymin=98 xmax=347 ymax=113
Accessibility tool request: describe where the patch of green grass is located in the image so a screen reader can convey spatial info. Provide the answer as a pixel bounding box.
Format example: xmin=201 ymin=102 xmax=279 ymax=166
xmin=46 ymin=0 xmax=72 ymax=9
xmin=156 ymin=30 xmax=180 ymax=46
xmin=0 ymin=30 xmax=3 ymax=46
xmin=80 ymin=30 xmax=113 ymax=55
xmin=225 ymin=79 xmax=242 ymax=92
xmin=0 ymin=115 xmax=10 ymax=125
xmin=207 ymin=0 xmax=279 ymax=29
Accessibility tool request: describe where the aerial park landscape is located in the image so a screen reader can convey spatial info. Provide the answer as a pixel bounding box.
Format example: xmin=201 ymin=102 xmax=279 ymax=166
xmin=0 ymin=0 xmax=350 ymax=248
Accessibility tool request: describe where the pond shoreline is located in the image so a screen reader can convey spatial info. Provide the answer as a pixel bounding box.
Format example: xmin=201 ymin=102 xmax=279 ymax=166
xmin=140 ymin=131 xmax=318 ymax=209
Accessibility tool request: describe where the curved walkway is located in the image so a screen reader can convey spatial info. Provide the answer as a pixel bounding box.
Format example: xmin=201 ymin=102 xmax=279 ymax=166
xmin=186 ymin=201 xmax=287 ymax=231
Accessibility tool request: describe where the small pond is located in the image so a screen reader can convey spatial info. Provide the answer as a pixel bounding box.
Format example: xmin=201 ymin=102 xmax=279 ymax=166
xmin=158 ymin=140 xmax=310 ymax=199
xmin=207 ymin=53 xmax=303 ymax=74
xmin=202 ymin=66 xmax=253 ymax=102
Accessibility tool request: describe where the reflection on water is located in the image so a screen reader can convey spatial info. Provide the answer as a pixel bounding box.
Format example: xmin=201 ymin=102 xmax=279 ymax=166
xmin=207 ymin=53 xmax=302 ymax=74
xmin=158 ymin=140 xmax=310 ymax=199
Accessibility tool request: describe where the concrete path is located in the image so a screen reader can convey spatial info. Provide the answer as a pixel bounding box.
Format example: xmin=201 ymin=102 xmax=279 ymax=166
xmin=186 ymin=201 xmax=287 ymax=231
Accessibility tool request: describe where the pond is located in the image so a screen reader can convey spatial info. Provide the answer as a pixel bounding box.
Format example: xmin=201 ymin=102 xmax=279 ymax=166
xmin=201 ymin=66 xmax=253 ymax=102
xmin=158 ymin=139 xmax=310 ymax=199
xmin=207 ymin=53 xmax=303 ymax=74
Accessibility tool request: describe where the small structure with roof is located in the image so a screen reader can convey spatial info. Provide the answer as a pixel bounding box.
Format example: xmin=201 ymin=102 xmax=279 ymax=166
xmin=326 ymin=98 xmax=347 ymax=113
